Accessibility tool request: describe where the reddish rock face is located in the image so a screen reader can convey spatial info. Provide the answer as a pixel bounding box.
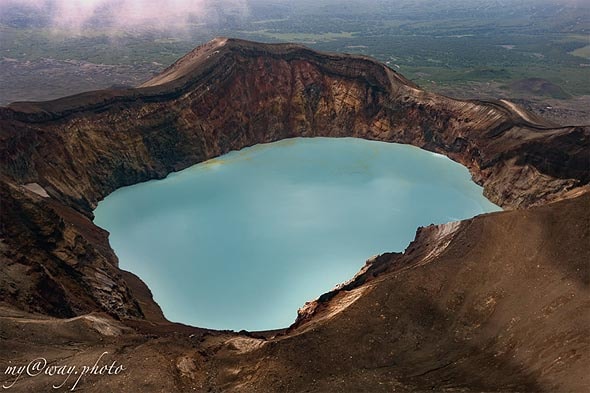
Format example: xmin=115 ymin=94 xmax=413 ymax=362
xmin=1 ymin=38 xmax=587 ymax=210
xmin=0 ymin=38 xmax=588 ymax=393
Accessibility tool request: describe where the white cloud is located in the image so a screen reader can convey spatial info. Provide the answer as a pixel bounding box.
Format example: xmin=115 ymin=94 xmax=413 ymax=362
xmin=0 ymin=0 xmax=250 ymax=31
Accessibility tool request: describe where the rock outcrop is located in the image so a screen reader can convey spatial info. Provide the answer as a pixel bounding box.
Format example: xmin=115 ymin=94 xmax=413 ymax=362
xmin=0 ymin=38 xmax=588 ymax=392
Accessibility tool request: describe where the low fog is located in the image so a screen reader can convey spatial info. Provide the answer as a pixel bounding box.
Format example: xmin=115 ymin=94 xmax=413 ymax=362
xmin=0 ymin=0 xmax=586 ymax=33
xmin=0 ymin=0 xmax=250 ymax=31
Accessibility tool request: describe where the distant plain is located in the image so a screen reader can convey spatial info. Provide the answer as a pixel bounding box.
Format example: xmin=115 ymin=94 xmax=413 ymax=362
xmin=1 ymin=0 xmax=588 ymax=124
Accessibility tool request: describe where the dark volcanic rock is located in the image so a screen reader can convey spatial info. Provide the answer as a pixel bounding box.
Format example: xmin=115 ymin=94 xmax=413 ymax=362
xmin=509 ymin=77 xmax=572 ymax=100
xmin=0 ymin=38 xmax=588 ymax=392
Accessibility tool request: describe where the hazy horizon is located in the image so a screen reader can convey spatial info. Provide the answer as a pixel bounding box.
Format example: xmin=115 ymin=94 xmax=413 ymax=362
xmin=1 ymin=0 xmax=588 ymax=33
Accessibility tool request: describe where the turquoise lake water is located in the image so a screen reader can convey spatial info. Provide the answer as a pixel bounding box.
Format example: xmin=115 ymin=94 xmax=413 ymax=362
xmin=93 ymin=137 xmax=500 ymax=331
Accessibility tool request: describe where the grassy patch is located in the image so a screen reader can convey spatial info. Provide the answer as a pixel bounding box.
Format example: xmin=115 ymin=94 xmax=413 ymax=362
xmin=238 ymin=30 xmax=356 ymax=43
xmin=569 ymin=45 xmax=590 ymax=60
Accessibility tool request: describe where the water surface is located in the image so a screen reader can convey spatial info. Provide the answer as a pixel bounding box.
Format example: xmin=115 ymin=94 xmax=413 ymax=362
xmin=94 ymin=137 xmax=500 ymax=331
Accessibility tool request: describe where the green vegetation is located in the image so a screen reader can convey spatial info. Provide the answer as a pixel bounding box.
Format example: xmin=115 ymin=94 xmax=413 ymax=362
xmin=1 ymin=0 xmax=589 ymax=102
xmin=236 ymin=30 xmax=356 ymax=43
xmin=570 ymin=45 xmax=590 ymax=60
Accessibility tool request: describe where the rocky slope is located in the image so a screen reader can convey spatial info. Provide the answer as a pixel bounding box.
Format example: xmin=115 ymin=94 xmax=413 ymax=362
xmin=0 ymin=38 xmax=589 ymax=392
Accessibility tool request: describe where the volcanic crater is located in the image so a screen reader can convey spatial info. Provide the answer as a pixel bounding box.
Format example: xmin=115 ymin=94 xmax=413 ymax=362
xmin=0 ymin=38 xmax=589 ymax=392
